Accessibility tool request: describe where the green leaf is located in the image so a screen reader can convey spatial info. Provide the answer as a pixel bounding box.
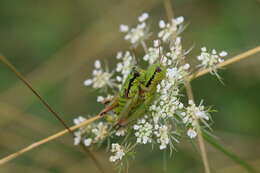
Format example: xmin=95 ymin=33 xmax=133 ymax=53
xmin=203 ymin=132 xmax=258 ymax=173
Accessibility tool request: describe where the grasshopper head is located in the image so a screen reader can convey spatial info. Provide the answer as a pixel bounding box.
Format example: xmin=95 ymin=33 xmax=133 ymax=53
xmin=120 ymin=67 xmax=144 ymax=98
xmin=144 ymin=63 xmax=165 ymax=88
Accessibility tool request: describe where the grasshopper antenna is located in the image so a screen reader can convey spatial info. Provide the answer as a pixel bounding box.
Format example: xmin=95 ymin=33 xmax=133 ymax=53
xmin=0 ymin=55 xmax=106 ymax=173
xmin=157 ymin=39 xmax=164 ymax=64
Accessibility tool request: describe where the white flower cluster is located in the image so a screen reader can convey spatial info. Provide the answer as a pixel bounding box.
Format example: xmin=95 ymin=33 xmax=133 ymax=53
xmin=116 ymin=51 xmax=136 ymax=83
xmin=164 ymin=37 xmax=183 ymax=63
xmin=166 ymin=64 xmax=190 ymax=83
xmin=158 ymin=16 xmax=184 ymax=42
xmin=73 ymin=117 xmax=109 ymax=147
xmin=133 ymin=117 xmax=176 ymax=150
xmin=115 ymin=129 xmax=126 ymax=137
xmin=154 ymin=124 xmax=171 ymax=150
xmin=133 ymin=116 xmax=153 ymax=144
xmin=197 ymin=47 xmax=227 ymax=73
xmin=96 ymin=94 xmax=113 ymax=103
xmin=73 ymin=116 xmax=87 ymax=145
xmin=182 ymin=100 xmax=210 ymax=138
xmin=143 ymin=40 xmax=162 ymax=64
xmin=91 ymin=122 xmax=108 ymax=142
xmin=120 ymin=13 xmax=150 ymax=45
xmin=84 ymin=60 xmax=114 ymax=89
xmin=149 ymin=64 xmax=188 ymax=121
xmin=109 ymin=143 xmax=125 ymax=162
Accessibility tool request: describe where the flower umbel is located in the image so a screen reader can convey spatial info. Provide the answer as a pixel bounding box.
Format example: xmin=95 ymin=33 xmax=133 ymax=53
xmin=120 ymin=13 xmax=150 ymax=46
xmin=197 ymin=47 xmax=228 ymax=74
xmin=182 ymin=100 xmax=211 ymax=138
xmin=79 ymin=11 xmax=228 ymax=171
xmin=109 ymin=143 xmax=125 ymax=162
xmin=158 ymin=16 xmax=184 ymax=42
xmin=84 ymin=60 xmax=114 ymax=89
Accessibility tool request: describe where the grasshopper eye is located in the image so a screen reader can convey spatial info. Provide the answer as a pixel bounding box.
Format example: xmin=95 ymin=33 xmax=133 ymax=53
xmin=131 ymin=67 xmax=140 ymax=77
xmin=156 ymin=66 xmax=162 ymax=72
xmin=133 ymin=71 xmax=140 ymax=77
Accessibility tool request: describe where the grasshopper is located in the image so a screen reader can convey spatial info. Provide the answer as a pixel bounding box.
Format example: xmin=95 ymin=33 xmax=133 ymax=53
xmin=99 ymin=62 xmax=166 ymax=128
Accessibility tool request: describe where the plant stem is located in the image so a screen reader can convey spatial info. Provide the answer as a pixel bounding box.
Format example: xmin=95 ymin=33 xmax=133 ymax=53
xmin=184 ymin=79 xmax=211 ymax=173
xmin=162 ymin=0 xmax=211 ymax=172
xmin=0 ymin=115 xmax=101 ymax=164
xmin=163 ymin=0 xmax=174 ymax=19
xmin=141 ymin=40 xmax=148 ymax=54
xmin=0 ymin=55 xmax=72 ymax=134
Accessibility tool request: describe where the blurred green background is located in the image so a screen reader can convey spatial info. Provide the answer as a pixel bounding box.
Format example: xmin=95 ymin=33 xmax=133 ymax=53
xmin=0 ymin=0 xmax=260 ymax=172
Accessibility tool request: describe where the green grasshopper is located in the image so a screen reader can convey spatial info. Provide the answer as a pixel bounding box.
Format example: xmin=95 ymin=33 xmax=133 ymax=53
xmin=99 ymin=62 xmax=166 ymax=128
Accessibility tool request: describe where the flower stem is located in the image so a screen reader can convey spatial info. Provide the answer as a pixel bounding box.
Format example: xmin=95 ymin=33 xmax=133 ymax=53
xmin=184 ymin=77 xmax=211 ymax=173
xmin=162 ymin=0 xmax=211 ymax=172
xmin=141 ymin=40 xmax=148 ymax=54
xmin=163 ymin=0 xmax=175 ymax=19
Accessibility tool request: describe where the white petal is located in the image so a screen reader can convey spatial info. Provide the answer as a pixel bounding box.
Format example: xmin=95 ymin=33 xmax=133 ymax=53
xmin=119 ymin=24 xmax=129 ymax=32
xmin=138 ymin=12 xmax=149 ymax=22
xmin=219 ymin=51 xmax=228 ymax=57
xmin=201 ymin=47 xmax=207 ymax=52
xmin=159 ymin=20 xmax=166 ymax=28
xmin=84 ymin=79 xmax=92 ymax=86
xmin=94 ymin=60 xmax=101 ymax=69
xmin=84 ymin=138 xmax=92 ymax=146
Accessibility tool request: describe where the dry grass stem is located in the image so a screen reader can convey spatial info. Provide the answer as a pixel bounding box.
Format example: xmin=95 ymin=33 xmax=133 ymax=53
xmin=0 ymin=115 xmax=101 ymax=165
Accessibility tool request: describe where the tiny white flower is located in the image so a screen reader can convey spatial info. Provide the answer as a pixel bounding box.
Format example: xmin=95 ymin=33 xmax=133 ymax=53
xmin=109 ymin=143 xmax=125 ymax=162
xmin=97 ymin=96 xmax=104 ymax=103
xmin=73 ymin=116 xmax=86 ymax=125
xmin=187 ymin=128 xmax=197 ymax=138
xmin=120 ymin=24 xmax=129 ymax=32
xmin=116 ymin=51 xmax=123 ymax=59
xmin=183 ymin=63 xmax=190 ymax=70
xmin=219 ymin=51 xmax=228 ymax=57
xmin=74 ymin=132 xmax=81 ymax=145
xmin=83 ymin=79 xmax=92 ymax=86
xmin=175 ymin=16 xmax=184 ymax=24
xmin=201 ymin=47 xmax=207 ymax=52
xmin=84 ymin=138 xmax=92 ymax=146
xmin=153 ymin=39 xmax=160 ymax=47
xmin=115 ymin=51 xmax=136 ymax=83
xmin=115 ymin=129 xmax=126 ymax=136
xmin=159 ymin=20 xmax=166 ymax=28
xmin=84 ymin=61 xmax=114 ymax=89
xmin=116 ymin=76 xmax=122 ymax=82
xmin=138 ymin=12 xmax=149 ymax=22
xmin=94 ymin=60 xmax=101 ymax=69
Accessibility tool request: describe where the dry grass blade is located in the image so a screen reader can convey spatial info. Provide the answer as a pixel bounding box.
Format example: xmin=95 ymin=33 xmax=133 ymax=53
xmin=0 ymin=115 xmax=101 ymax=165
xmin=0 ymin=46 xmax=259 ymax=166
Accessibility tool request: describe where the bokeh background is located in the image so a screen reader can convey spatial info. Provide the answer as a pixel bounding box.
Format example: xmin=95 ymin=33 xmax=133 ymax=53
xmin=0 ymin=0 xmax=260 ymax=172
